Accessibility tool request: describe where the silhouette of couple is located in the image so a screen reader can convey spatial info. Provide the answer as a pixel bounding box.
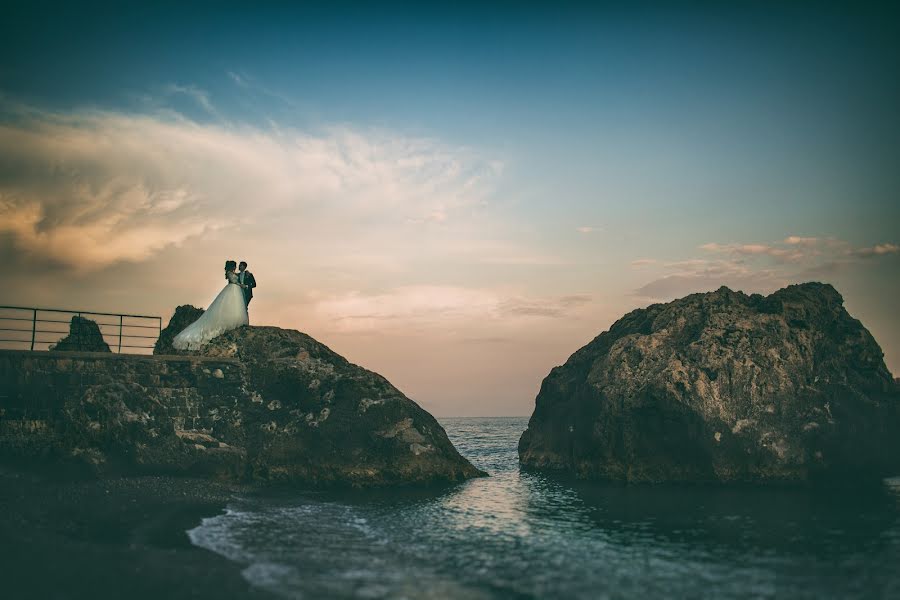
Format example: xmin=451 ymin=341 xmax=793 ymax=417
xmin=172 ymin=260 xmax=256 ymax=351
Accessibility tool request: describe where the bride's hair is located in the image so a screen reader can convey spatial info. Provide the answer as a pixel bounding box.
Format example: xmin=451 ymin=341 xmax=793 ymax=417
xmin=225 ymin=260 xmax=237 ymax=274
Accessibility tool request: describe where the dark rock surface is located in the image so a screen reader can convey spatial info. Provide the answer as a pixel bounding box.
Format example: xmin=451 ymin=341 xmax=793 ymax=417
xmin=518 ymin=283 xmax=900 ymax=484
xmin=2 ymin=313 xmax=483 ymax=487
xmin=51 ymin=316 xmax=111 ymax=352
xmin=1 ymin=352 xmax=250 ymax=480
xmin=196 ymin=325 xmax=485 ymax=485
xmin=153 ymin=304 xmax=204 ymax=355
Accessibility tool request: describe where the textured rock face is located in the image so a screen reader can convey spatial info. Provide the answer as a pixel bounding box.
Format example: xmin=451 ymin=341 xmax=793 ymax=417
xmin=195 ymin=326 xmax=484 ymax=485
xmin=2 ymin=320 xmax=483 ymax=486
xmin=51 ymin=317 xmax=111 ymax=353
xmin=0 ymin=352 xmax=246 ymax=479
xmin=153 ymin=305 xmax=205 ymax=355
xmin=518 ymin=283 xmax=900 ymax=484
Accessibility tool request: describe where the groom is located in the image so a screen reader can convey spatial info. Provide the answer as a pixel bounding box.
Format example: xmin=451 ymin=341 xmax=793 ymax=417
xmin=238 ymin=261 xmax=256 ymax=308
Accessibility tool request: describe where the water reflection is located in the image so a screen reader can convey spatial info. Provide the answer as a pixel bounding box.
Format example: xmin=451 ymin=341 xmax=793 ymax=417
xmin=559 ymin=478 xmax=900 ymax=555
xmin=188 ymin=417 xmax=900 ymax=599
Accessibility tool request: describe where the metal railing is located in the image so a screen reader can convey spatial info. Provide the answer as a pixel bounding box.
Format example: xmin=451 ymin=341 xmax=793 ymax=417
xmin=0 ymin=306 xmax=162 ymax=354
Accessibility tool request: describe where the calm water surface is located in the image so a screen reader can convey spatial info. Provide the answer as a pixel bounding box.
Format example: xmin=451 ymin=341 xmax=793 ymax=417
xmin=188 ymin=417 xmax=900 ymax=599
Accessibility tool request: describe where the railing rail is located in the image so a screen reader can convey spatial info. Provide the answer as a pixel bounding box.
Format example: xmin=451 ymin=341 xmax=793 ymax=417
xmin=0 ymin=305 xmax=162 ymax=354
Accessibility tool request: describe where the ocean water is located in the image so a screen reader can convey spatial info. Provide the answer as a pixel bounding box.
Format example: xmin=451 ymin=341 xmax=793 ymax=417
xmin=188 ymin=417 xmax=900 ymax=599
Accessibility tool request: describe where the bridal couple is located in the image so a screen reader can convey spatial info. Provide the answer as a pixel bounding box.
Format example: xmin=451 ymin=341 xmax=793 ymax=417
xmin=173 ymin=260 xmax=257 ymax=351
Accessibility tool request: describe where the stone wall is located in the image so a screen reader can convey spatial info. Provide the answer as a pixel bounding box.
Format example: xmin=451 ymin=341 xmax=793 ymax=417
xmin=0 ymin=350 xmax=248 ymax=477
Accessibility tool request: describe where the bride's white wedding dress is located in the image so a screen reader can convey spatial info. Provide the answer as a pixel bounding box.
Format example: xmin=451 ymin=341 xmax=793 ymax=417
xmin=173 ymin=272 xmax=249 ymax=350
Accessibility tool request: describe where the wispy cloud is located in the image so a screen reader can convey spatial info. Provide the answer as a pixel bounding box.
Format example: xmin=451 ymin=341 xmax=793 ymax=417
xmin=0 ymin=102 xmax=503 ymax=271
xmin=784 ymin=235 xmax=819 ymax=247
xmin=314 ymin=286 xmax=593 ymax=332
xmin=634 ymin=259 xmax=784 ymax=299
xmin=698 ymin=242 xmax=806 ymax=262
xmin=222 ymin=69 xmax=303 ymax=110
xmin=163 ymin=83 xmax=221 ymax=118
xmin=855 ymin=243 xmax=900 ymax=258
xmin=634 ymin=235 xmax=898 ymax=300
xmin=700 ymin=237 xmax=898 ymax=263
xmin=630 ymin=258 xmax=658 ymax=267
xmin=226 ymin=71 xmax=248 ymax=88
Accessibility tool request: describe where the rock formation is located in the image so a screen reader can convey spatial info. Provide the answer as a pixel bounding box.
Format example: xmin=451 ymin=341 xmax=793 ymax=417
xmin=192 ymin=325 xmax=485 ymax=485
xmin=0 ymin=306 xmax=484 ymax=487
xmin=50 ymin=316 xmax=111 ymax=353
xmin=518 ymin=283 xmax=900 ymax=484
xmin=153 ymin=304 xmax=205 ymax=355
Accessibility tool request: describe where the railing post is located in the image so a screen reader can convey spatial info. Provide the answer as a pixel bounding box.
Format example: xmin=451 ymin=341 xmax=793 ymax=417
xmin=30 ymin=309 xmax=37 ymax=350
xmin=118 ymin=315 xmax=123 ymax=353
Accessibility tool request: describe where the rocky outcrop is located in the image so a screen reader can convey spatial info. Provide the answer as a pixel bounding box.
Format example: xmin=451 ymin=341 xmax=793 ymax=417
xmin=193 ymin=326 xmax=485 ymax=485
xmin=518 ymin=283 xmax=900 ymax=484
xmin=153 ymin=305 xmax=204 ymax=355
xmin=1 ymin=313 xmax=484 ymax=487
xmin=51 ymin=317 xmax=111 ymax=353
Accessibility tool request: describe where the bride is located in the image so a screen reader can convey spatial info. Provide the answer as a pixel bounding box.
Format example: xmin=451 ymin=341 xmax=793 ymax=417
xmin=173 ymin=260 xmax=249 ymax=350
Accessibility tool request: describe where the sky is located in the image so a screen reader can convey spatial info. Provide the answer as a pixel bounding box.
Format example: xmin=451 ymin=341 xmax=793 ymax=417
xmin=1 ymin=1 xmax=898 ymax=416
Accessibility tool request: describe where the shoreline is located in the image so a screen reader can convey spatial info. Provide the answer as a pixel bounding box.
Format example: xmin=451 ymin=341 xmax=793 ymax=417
xmin=0 ymin=465 xmax=273 ymax=600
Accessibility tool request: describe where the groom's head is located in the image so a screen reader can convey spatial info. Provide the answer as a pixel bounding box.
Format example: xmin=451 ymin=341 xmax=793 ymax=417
xmin=239 ymin=261 xmax=248 ymax=272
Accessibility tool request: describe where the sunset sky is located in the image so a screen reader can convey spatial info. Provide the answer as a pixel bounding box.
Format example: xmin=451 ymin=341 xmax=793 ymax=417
xmin=2 ymin=2 xmax=898 ymax=416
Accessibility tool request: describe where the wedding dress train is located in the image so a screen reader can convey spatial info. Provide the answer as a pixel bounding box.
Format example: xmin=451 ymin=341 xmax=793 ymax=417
xmin=172 ymin=273 xmax=249 ymax=350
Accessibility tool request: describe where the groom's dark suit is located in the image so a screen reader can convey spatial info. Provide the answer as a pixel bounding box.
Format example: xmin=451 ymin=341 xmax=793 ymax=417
xmin=238 ymin=269 xmax=256 ymax=307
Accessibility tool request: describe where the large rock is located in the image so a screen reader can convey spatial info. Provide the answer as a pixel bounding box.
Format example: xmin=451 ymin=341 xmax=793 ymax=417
xmin=51 ymin=316 xmax=111 ymax=353
xmin=150 ymin=311 xmax=483 ymax=486
xmin=153 ymin=304 xmax=204 ymax=355
xmin=195 ymin=326 xmax=484 ymax=485
xmin=2 ymin=322 xmax=483 ymax=486
xmin=518 ymin=283 xmax=900 ymax=484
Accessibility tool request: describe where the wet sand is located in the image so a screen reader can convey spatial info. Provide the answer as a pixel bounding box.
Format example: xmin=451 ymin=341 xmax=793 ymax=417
xmin=0 ymin=465 xmax=272 ymax=600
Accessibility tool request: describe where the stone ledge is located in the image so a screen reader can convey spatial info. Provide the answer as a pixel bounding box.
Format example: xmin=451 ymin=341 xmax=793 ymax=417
xmin=0 ymin=350 xmax=240 ymax=364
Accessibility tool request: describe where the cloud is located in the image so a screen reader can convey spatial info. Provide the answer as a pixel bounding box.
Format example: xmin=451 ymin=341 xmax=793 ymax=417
xmin=226 ymin=71 xmax=248 ymax=88
xmin=163 ymin=84 xmax=220 ymax=117
xmin=700 ymin=237 xmax=898 ymax=263
xmin=0 ymin=103 xmax=502 ymax=271
xmin=314 ymin=286 xmax=592 ymax=332
xmin=630 ymin=258 xmax=657 ymax=267
xmin=855 ymin=243 xmax=900 ymax=258
xmin=576 ymin=226 xmax=602 ymax=234
xmin=783 ymin=235 xmax=819 ymax=246
xmin=698 ymin=242 xmax=805 ymax=262
xmin=499 ymin=294 xmax=592 ymax=317
xmin=635 ymin=235 xmax=898 ymax=300
xmin=220 ymin=71 xmax=303 ymax=110
xmin=634 ymin=259 xmax=785 ymax=300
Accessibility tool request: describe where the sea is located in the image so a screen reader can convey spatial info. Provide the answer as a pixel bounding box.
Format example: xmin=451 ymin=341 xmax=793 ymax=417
xmin=188 ymin=417 xmax=900 ymax=599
